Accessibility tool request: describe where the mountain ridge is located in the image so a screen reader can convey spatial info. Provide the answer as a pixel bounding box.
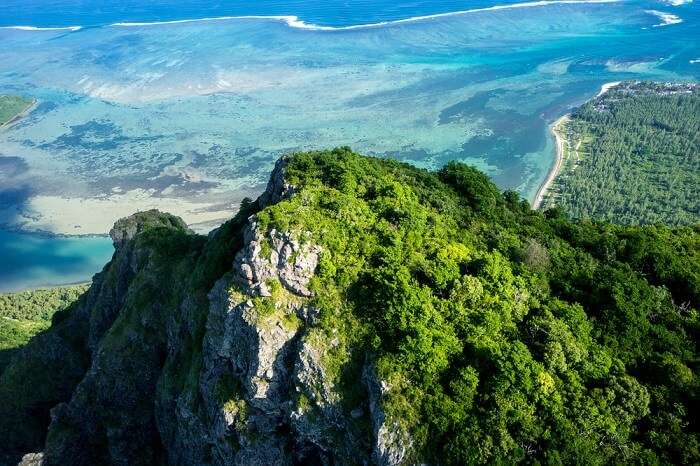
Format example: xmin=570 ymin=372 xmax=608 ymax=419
xmin=1 ymin=148 xmax=698 ymax=465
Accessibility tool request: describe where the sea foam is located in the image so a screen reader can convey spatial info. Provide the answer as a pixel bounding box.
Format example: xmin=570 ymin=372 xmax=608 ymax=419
xmin=645 ymin=10 xmax=683 ymax=27
xmin=660 ymin=0 xmax=692 ymax=5
xmin=110 ymin=0 xmax=621 ymax=32
xmin=0 ymin=25 xmax=81 ymax=32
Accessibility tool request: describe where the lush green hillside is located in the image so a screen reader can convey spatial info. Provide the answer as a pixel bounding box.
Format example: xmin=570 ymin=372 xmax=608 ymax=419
xmin=0 ymin=95 xmax=34 ymax=127
xmin=0 ymin=285 xmax=88 ymax=372
xmin=542 ymin=82 xmax=699 ymax=225
xmin=1 ymin=149 xmax=697 ymax=465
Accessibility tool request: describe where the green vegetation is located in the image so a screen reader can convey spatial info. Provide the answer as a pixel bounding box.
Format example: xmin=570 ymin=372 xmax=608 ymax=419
xmin=258 ymin=148 xmax=699 ymax=464
xmin=0 ymin=285 xmax=88 ymax=322
xmin=0 ymin=149 xmax=697 ymax=464
xmin=542 ymin=81 xmax=699 ymax=225
xmin=0 ymin=95 xmax=34 ymax=127
xmin=0 ymin=285 xmax=88 ymax=372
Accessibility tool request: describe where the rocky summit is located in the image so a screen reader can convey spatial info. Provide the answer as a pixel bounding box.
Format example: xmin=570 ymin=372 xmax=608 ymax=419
xmin=1 ymin=148 xmax=698 ymax=465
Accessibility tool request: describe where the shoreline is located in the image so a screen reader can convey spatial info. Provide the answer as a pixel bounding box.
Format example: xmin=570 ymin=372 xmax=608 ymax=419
xmin=596 ymin=81 xmax=622 ymax=97
xmin=0 ymin=97 xmax=38 ymax=131
xmin=0 ymin=282 xmax=91 ymax=295
xmin=533 ymin=80 xmax=620 ymax=209
xmin=0 ymin=224 xmax=110 ymax=240
xmin=532 ymin=114 xmax=569 ymax=210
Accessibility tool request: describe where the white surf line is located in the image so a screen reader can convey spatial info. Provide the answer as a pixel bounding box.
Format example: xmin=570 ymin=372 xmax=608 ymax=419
xmin=110 ymin=0 xmax=621 ymax=32
xmin=645 ymin=10 xmax=683 ymax=27
xmin=0 ymin=25 xmax=82 ymax=31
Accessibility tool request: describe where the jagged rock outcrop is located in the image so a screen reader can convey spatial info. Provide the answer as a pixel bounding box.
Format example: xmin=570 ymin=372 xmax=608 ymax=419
xmin=364 ymin=366 xmax=413 ymax=466
xmin=233 ymin=221 xmax=321 ymax=298
xmin=257 ymin=156 xmax=294 ymax=209
xmin=16 ymin=454 xmax=42 ymax=466
xmin=0 ymin=156 xmax=412 ymax=466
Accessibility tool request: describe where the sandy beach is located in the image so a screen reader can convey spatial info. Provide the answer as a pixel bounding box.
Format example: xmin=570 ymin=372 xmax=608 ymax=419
xmin=532 ymin=114 xmax=569 ymax=209
xmin=596 ymin=81 xmax=622 ymax=97
xmin=0 ymin=190 xmax=236 ymax=236
xmin=532 ymin=81 xmax=619 ymax=209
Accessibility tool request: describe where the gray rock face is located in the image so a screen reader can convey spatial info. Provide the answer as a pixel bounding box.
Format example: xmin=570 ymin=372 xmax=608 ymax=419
xmin=7 ymin=161 xmax=415 ymax=466
xmin=233 ymin=221 xmax=321 ymax=298
xmin=364 ymin=365 xmax=414 ymax=466
xmin=17 ymin=453 xmax=43 ymax=466
xmin=158 ymin=210 xmax=326 ymax=465
xmin=257 ymin=156 xmax=294 ymax=209
xmin=196 ymin=214 xmax=326 ymax=465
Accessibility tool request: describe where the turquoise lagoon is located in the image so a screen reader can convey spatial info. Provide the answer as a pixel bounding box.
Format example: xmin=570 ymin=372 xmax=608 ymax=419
xmin=0 ymin=229 xmax=113 ymax=292
xmin=0 ymin=0 xmax=698 ymax=290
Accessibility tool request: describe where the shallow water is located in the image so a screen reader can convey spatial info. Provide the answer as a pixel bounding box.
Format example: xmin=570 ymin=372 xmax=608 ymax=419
xmin=0 ymin=229 xmax=113 ymax=292
xmin=0 ymin=0 xmax=698 ymax=289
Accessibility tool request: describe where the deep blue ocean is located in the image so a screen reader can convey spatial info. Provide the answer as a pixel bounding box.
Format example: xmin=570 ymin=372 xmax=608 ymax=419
xmin=0 ymin=0 xmax=698 ymax=291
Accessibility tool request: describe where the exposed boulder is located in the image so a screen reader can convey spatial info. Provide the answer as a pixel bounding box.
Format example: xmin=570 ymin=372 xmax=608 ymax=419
xmin=16 ymin=453 xmax=42 ymax=466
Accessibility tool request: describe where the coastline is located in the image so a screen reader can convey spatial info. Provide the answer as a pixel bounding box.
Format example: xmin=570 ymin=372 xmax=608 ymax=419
xmin=0 ymin=282 xmax=90 ymax=295
xmin=532 ymin=114 xmax=569 ymax=209
xmin=532 ymin=81 xmax=620 ymax=209
xmin=0 ymin=98 xmax=37 ymax=131
xmin=597 ymin=81 xmax=622 ymax=97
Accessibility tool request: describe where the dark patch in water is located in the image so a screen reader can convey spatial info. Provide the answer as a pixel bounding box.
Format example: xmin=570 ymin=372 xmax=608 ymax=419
xmin=0 ymin=185 xmax=32 ymax=208
xmin=40 ymin=119 xmax=162 ymax=152
xmin=34 ymin=100 xmax=58 ymax=115
xmin=433 ymin=88 xmax=549 ymax=188
xmin=0 ymin=156 xmax=29 ymax=177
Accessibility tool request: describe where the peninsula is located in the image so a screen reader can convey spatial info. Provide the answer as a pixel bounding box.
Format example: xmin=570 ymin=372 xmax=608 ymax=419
xmin=537 ymin=81 xmax=700 ymax=225
xmin=533 ymin=81 xmax=622 ymax=210
xmin=0 ymin=95 xmax=36 ymax=130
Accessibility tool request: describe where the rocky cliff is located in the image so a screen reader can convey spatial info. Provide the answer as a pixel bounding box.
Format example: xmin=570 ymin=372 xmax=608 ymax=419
xmin=1 ymin=155 xmax=409 ymax=466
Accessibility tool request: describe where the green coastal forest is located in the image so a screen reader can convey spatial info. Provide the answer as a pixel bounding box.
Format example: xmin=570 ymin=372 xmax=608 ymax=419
xmin=0 ymin=285 xmax=89 ymax=372
xmin=1 ymin=148 xmax=698 ymax=465
xmin=0 ymin=95 xmax=34 ymax=126
xmin=542 ymin=82 xmax=699 ymax=225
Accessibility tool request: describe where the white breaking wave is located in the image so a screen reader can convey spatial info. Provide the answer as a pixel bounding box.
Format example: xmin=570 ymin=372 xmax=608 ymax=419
xmin=690 ymin=59 xmax=700 ymax=64
xmin=0 ymin=25 xmax=82 ymax=32
xmin=111 ymin=0 xmax=621 ymax=31
xmin=660 ymin=0 xmax=692 ymax=6
xmin=645 ymin=10 xmax=683 ymax=27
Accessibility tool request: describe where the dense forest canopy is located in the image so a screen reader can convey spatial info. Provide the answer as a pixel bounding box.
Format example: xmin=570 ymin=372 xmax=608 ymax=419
xmin=542 ymin=81 xmax=699 ymax=225
xmin=257 ymin=149 xmax=699 ymax=464
xmin=0 ymin=149 xmax=697 ymax=464
xmin=0 ymin=285 xmax=88 ymax=372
